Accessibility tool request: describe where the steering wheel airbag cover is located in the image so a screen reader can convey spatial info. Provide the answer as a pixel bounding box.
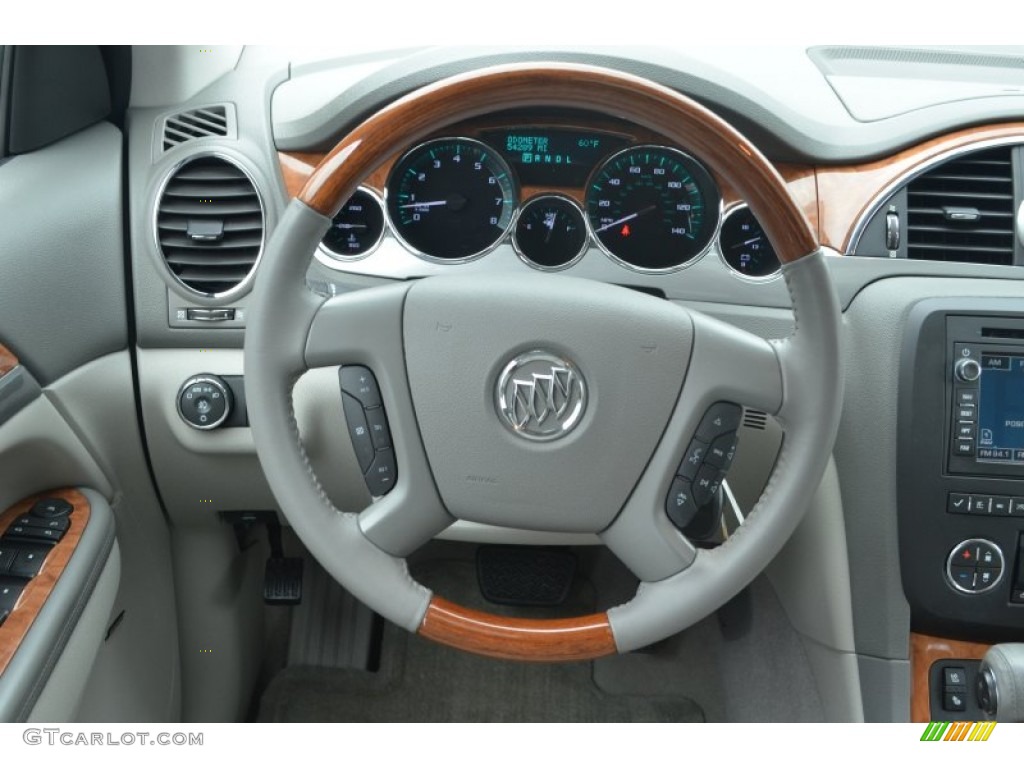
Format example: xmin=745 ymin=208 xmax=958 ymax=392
xmin=403 ymin=274 xmax=693 ymax=532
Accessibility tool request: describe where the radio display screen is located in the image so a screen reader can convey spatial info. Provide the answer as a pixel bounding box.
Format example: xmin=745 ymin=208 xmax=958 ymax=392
xmin=977 ymin=353 xmax=1024 ymax=462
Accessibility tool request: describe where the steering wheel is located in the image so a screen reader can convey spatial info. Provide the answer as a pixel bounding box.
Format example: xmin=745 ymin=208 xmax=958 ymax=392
xmin=245 ymin=63 xmax=842 ymax=661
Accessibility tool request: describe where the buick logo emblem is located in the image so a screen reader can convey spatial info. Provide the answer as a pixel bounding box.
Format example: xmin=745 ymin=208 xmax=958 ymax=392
xmin=496 ymin=351 xmax=586 ymax=441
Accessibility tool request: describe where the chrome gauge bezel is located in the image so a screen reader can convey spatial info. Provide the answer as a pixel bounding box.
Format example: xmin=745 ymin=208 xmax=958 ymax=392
xmin=512 ymin=194 xmax=590 ymax=272
xmin=383 ymin=136 xmax=519 ymax=265
xmin=716 ymin=203 xmax=783 ymax=283
xmin=314 ymin=186 xmax=388 ymax=266
xmin=583 ymin=144 xmax=723 ymax=275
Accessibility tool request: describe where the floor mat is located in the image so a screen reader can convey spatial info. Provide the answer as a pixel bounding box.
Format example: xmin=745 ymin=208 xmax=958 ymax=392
xmin=258 ymin=559 xmax=704 ymax=723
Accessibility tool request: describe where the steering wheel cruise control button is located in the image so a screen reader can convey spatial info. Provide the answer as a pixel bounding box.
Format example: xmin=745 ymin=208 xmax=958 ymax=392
xmin=364 ymin=448 xmax=397 ymax=497
xmin=339 ymin=366 xmax=398 ymax=496
xmin=665 ymin=477 xmax=698 ymax=530
xmin=364 ymin=407 xmax=392 ymax=451
xmin=340 ymin=366 xmax=382 ymax=408
xmin=341 ymin=393 xmax=375 ymax=474
xmin=696 ymin=402 xmax=742 ymax=443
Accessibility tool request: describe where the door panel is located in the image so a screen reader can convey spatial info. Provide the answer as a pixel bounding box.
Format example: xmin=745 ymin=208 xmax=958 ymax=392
xmin=0 ymin=46 xmax=180 ymax=722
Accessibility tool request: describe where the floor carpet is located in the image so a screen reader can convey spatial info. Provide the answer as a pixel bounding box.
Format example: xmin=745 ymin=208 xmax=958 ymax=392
xmin=258 ymin=558 xmax=704 ymax=723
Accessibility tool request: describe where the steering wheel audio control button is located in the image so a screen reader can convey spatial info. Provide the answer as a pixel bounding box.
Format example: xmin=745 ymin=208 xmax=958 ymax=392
xmin=696 ymin=402 xmax=742 ymax=443
xmin=665 ymin=477 xmax=698 ymax=530
xmin=340 ymin=365 xmax=382 ymax=408
xmin=342 ymin=393 xmax=376 ymax=473
xmin=364 ymin=448 xmax=397 ymax=497
xmin=678 ymin=439 xmax=708 ymax=480
xmin=692 ymin=464 xmax=723 ymax=507
xmin=706 ymin=432 xmax=739 ymax=470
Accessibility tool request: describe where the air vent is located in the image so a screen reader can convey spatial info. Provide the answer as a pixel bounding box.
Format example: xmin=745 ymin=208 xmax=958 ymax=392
xmin=906 ymin=146 xmax=1015 ymax=265
xmin=163 ymin=106 xmax=229 ymax=151
xmin=155 ymin=155 xmax=264 ymax=296
xmin=742 ymin=409 xmax=768 ymax=431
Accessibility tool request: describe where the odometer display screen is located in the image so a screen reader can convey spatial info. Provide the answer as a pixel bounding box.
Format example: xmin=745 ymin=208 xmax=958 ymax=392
xmin=585 ymin=145 xmax=720 ymax=272
xmin=481 ymin=128 xmax=628 ymax=186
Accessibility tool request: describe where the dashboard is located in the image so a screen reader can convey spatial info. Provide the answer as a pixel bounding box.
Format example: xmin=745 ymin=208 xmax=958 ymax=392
xmin=121 ymin=45 xmax=1024 ymax=723
xmin=286 ymin=112 xmax=778 ymax=279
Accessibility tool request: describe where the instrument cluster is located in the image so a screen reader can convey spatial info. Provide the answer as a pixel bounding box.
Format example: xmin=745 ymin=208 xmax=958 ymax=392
xmin=316 ymin=120 xmax=780 ymax=279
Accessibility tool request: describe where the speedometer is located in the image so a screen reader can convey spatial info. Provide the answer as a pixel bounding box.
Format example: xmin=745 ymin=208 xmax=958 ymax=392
xmin=585 ymin=145 xmax=720 ymax=272
xmin=385 ymin=138 xmax=518 ymax=262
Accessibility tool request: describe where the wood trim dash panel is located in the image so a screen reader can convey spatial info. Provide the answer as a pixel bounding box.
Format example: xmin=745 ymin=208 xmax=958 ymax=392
xmin=0 ymin=344 xmax=18 ymax=379
xmin=419 ymin=596 xmax=616 ymax=662
xmin=292 ymin=64 xmax=818 ymax=264
xmin=910 ymin=631 xmax=991 ymax=723
xmin=0 ymin=489 xmax=90 ymax=677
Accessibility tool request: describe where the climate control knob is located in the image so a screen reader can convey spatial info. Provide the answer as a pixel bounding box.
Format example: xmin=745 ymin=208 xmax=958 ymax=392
xmin=955 ymin=357 xmax=982 ymax=383
xmin=177 ymin=374 xmax=233 ymax=430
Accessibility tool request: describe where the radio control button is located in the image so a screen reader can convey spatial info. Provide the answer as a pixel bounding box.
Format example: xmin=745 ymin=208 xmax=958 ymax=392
xmin=1010 ymin=498 xmax=1024 ymax=516
xmin=955 ymin=358 xmax=982 ymax=383
xmin=969 ymin=496 xmax=991 ymax=514
xmin=956 ymin=406 xmax=976 ymax=421
xmin=956 ymin=389 xmax=978 ymax=405
xmin=956 ymin=423 xmax=976 ymax=439
xmin=947 ymin=493 xmax=970 ymax=514
xmin=955 ymin=438 xmax=975 ymax=456
xmin=991 ymin=497 xmax=1011 ymax=516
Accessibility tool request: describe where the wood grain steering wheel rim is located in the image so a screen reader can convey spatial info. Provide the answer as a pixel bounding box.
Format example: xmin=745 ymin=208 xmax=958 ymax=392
xmin=251 ymin=63 xmax=827 ymax=662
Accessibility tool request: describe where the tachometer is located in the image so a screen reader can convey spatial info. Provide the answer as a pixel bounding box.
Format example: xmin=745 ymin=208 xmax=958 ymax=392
xmin=585 ymin=145 xmax=720 ymax=272
xmin=385 ymin=138 xmax=517 ymax=262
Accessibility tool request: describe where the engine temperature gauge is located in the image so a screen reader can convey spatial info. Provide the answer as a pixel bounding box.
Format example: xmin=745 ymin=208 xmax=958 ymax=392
xmin=513 ymin=195 xmax=588 ymax=270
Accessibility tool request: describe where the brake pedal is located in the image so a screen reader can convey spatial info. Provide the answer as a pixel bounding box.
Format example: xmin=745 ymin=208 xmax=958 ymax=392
xmin=218 ymin=510 xmax=304 ymax=605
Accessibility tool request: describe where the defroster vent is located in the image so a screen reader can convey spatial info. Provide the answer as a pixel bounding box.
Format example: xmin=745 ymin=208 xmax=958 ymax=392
xmin=163 ymin=106 xmax=229 ymax=151
xmin=906 ymin=146 xmax=1016 ymax=265
xmin=155 ymin=155 xmax=264 ymax=296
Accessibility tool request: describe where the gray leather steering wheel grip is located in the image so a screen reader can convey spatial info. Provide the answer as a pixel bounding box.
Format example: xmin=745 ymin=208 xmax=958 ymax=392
xmin=243 ymin=63 xmax=844 ymax=661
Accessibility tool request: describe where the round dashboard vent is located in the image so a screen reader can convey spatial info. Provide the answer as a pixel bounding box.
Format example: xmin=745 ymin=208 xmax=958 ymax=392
xmin=155 ymin=155 xmax=265 ymax=297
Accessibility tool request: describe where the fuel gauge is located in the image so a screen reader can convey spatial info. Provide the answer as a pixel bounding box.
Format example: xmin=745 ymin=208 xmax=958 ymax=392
xmin=513 ymin=194 xmax=588 ymax=270
xmin=320 ymin=187 xmax=386 ymax=261
xmin=718 ymin=205 xmax=781 ymax=279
